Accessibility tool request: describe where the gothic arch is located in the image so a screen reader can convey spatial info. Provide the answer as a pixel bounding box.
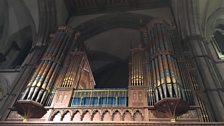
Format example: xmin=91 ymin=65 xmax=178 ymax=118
xmin=133 ymin=110 xmax=143 ymax=121
xmin=123 ymin=110 xmax=132 ymax=121
xmin=92 ymin=109 xmax=102 ymax=116
xmin=52 ymin=111 xmax=62 ymax=122
xmin=62 ymin=110 xmax=72 ymax=121
xmin=72 ymin=110 xmax=81 ymax=121
xmin=74 ymin=12 xmax=153 ymax=41
xmin=102 ymin=110 xmax=111 ymax=121
xmin=206 ymin=8 xmax=224 ymax=40
xmin=92 ymin=110 xmax=101 ymax=121
xmin=81 ymin=110 xmax=92 ymax=121
xmin=112 ymin=110 xmax=122 ymax=121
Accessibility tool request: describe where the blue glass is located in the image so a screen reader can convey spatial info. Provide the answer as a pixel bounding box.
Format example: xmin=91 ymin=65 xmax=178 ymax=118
xmin=71 ymin=98 xmax=81 ymax=106
xmin=90 ymin=97 xmax=98 ymax=106
xmin=99 ymin=97 xmax=107 ymax=107
xmin=118 ymin=97 xmax=127 ymax=106
xmin=108 ymin=97 xmax=116 ymax=106
xmin=81 ymin=97 xmax=91 ymax=106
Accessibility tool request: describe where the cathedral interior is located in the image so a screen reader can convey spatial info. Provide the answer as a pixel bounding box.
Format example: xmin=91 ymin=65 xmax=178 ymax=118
xmin=0 ymin=0 xmax=224 ymax=126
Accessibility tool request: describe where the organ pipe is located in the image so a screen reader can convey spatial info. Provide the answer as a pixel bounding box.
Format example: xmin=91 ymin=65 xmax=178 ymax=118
xmin=129 ymin=45 xmax=145 ymax=87
xmin=20 ymin=26 xmax=75 ymax=105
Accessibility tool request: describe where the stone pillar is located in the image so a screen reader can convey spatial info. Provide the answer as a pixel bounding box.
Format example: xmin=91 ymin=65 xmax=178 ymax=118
xmin=188 ymin=36 xmax=224 ymax=121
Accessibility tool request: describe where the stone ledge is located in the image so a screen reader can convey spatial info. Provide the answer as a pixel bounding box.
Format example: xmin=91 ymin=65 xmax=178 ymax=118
xmin=0 ymin=121 xmax=224 ymax=126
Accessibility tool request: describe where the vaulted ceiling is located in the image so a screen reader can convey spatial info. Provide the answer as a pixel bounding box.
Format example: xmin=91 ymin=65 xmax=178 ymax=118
xmin=64 ymin=0 xmax=169 ymax=16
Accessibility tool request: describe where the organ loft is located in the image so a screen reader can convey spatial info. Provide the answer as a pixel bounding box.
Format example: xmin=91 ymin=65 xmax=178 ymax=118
xmin=0 ymin=0 xmax=224 ymax=126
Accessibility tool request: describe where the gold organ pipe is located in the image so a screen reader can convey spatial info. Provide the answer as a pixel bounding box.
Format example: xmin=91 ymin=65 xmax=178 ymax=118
xmin=62 ymin=56 xmax=73 ymax=87
xmin=21 ymin=61 xmax=46 ymax=100
xmin=26 ymin=61 xmax=49 ymax=99
xmin=132 ymin=51 xmax=134 ymax=86
xmin=33 ymin=27 xmax=74 ymax=104
xmin=138 ymin=52 xmax=140 ymax=85
xmin=31 ymin=61 xmax=52 ymax=100
xmin=40 ymin=64 xmax=60 ymax=104
xmin=141 ymin=56 xmax=144 ymax=85
xmin=26 ymin=31 xmax=65 ymax=100
xmin=30 ymin=31 xmax=68 ymax=100
xmin=35 ymin=62 xmax=56 ymax=102
xmin=40 ymin=28 xmax=75 ymax=103
xmin=134 ymin=52 xmax=136 ymax=86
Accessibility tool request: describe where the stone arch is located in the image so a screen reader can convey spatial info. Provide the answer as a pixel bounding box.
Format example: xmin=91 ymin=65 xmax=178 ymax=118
xmin=102 ymin=110 xmax=111 ymax=121
xmin=92 ymin=110 xmax=101 ymax=121
xmin=62 ymin=110 xmax=72 ymax=121
xmin=82 ymin=110 xmax=91 ymax=121
xmin=133 ymin=110 xmax=143 ymax=121
xmin=92 ymin=109 xmax=102 ymax=116
xmin=112 ymin=109 xmax=122 ymax=115
xmin=72 ymin=110 xmax=81 ymax=122
xmin=206 ymin=8 xmax=224 ymax=39
xmin=74 ymin=12 xmax=153 ymax=41
xmin=102 ymin=109 xmax=112 ymax=115
xmin=123 ymin=110 xmax=132 ymax=121
xmin=112 ymin=110 xmax=122 ymax=121
xmin=52 ymin=111 xmax=62 ymax=122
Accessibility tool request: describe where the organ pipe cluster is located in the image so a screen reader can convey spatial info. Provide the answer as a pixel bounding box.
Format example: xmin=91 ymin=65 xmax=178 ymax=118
xmin=21 ymin=26 xmax=75 ymax=105
xmin=145 ymin=23 xmax=187 ymax=104
xmin=61 ymin=53 xmax=83 ymax=88
xmin=129 ymin=46 xmax=145 ymax=86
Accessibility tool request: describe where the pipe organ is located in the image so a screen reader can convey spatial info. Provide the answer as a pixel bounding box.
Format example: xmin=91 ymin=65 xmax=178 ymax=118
xmin=60 ymin=47 xmax=95 ymax=89
xmin=128 ymin=44 xmax=148 ymax=107
xmin=15 ymin=26 xmax=77 ymax=119
xmin=129 ymin=45 xmax=145 ymax=87
xmin=11 ymin=22 xmax=210 ymax=123
xmin=144 ymin=22 xmax=189 ymax=119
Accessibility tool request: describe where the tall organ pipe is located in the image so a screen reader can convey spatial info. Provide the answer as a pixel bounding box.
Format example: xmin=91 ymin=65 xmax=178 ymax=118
xmin=129 ymin=46 xmax=145 ymax=87
xmin=20 ymin=26 xmax=75 ymax=105
xmin=147 ymin=23 xmax=186 ymax=102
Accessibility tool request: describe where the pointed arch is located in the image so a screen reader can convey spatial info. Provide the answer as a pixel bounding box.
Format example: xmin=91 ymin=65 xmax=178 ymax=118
xmin=112 ymin=110 xmax=121 ymax=121
xmin=52 ymin=111 xmax=62 ymax=122
xmin=82 ymin=110 xmax=91 ymax=121
xmin=102 ymin=110 xmax=111 ymax=121
xmin=133 ymin=110 xmax=143 ymax=121
xmin=123 ymin=110 xmax=132 ymax=121
xmin=92 ymin=110 xmax=101 ymax=121
xmin=72 ymin=111 xmax=81 ymax=122
xmin=62 ymin=111 xmax=72 ymax=121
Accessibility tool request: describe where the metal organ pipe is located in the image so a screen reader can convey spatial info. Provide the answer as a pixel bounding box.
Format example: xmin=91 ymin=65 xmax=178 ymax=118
xmin=148 ymin=23 xmax=182 ymax=99
xmin=20 ymin=26 xmax=75 ymax=105
xmin=129 ymin=46 xmax=145 ymax=87
xmin=145 ymin=21 xmax=189 ymax=118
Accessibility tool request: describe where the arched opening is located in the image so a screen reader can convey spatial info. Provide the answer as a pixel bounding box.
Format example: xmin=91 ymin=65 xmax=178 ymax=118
xmin=52 ymin=112 xmax=62 ymax=122
xmin=62 ymin=111 xmax=72 ymax=121
xmin=82 ymin=111 xmax=91 ymax=121
xmin=112 ymin=110 xmax=121 ymax=121
xmin=123 ymin=110 xmax=132 ymax=121
xmin=71 ymin=12 xmax=153 ymax=88
xmin=133 ymin=111 xmax=143 ymax=121
xmin=92 ymin=110 xmax=101 ymax=121
xmin=102 ymin=111 xmax=111 ymax=121
xmin=72 ymin=111 xmax=81 ymax=121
